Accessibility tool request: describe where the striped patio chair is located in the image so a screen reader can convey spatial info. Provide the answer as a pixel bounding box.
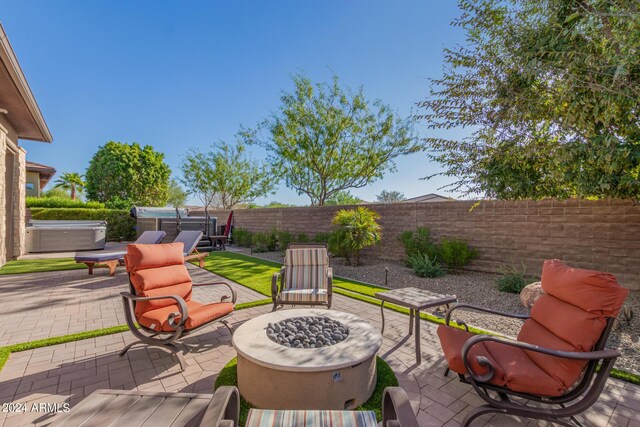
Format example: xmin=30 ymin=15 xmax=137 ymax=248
xmin=272 ymin=244 xmax=332 ymax=311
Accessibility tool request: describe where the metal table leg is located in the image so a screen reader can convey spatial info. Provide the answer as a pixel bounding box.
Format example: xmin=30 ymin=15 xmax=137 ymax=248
xmin=409 ymin=308 xmax=414 ymax=335
xmin=380 ymin=300 xmax=386 ymax=334
xmin=415 ymin=309 xmax=421 ymax=364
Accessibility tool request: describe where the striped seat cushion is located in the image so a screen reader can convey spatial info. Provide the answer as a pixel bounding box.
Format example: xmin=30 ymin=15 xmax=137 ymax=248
xmin=285 ymin=248 xmax=328 ymax=267
xmin=280 ymin=288 xmax=329 ymax=303
xmin=245 ymin=409 xmax=377 ymax=427
xmin=284 ymin=265 xmax=328 ymax=291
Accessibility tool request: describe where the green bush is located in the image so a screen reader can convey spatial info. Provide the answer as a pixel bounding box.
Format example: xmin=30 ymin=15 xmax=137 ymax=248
xmin=29 ymin=208 xmax=136 ymax=241
xmin=398 ymin=227 xmax=439 ymax=265
xmin=438 ymin=237 xmax=478 ymax=269
xmin=329 ymin=207 xmax=381 ymax=265
xmin=312 ymin=232 xmax=331 ymax=244
xmin=104 ymin=197 xmax=133 ymax=210
xmin=232 ymin=228 xmax=253 ymax=247
xmin=252 ymin=229 xmax=277 ymax=253
xmin=276 ymin=230 xmax=294 ymax=251
xmin=26 ymin=197 xmax=104 ymax=209
xmin=407 ymin=253 xmax=446 ymax=278
xmin=296 ymin=232 xmax=310 ymax=243
xmin=496 ymin=264 xmax=536 ymax=293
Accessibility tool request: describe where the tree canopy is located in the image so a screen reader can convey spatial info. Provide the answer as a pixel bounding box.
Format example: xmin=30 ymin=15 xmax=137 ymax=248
xmin=420 ymin=0 xmax=640 ymax=201
xmin=180 ymin=141 xmax=276 ymax=209
xmin=325 ymin=191 xmax=364 ymax=206
xmin=245 ymin=74 xmax=420 ymax=206
xmin=85 ymin=141 xmax=171 ymax=206
xmin=376 ymin=190 xmax=406 ymax=203
xmin=166 ymin=178 xmax=188 ymax=208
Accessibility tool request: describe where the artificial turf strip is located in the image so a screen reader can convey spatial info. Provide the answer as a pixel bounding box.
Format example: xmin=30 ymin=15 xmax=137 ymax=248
xmin=0 ymin=299 xmax=273 ymax=373
xmin=0 ymin=258 xmax=87 ymax=275
xmin=214 ymin=356 xmax=398 ymax=425
xmin=0 ymin=325 xmax=130 ymax=371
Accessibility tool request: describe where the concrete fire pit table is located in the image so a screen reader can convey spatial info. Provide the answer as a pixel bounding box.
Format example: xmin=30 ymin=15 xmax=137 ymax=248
xmin=232 ymin=308 xmax=383 ymax=410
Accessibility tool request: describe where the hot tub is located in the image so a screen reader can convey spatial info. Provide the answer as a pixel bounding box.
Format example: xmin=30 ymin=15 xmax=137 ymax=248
xmin=26 ymin=220 xmax=107 ymax=253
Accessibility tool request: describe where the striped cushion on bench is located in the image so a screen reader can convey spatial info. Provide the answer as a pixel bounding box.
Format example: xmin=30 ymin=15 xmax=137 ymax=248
xmin=245 ymin=409 xmax=377 ymax=427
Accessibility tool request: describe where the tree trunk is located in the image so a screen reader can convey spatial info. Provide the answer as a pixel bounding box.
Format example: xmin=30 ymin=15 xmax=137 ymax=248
xmin=71 ymin=185 xmax=76 ymax=200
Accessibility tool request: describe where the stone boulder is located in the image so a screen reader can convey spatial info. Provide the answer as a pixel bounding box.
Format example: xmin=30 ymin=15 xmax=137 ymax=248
xmin=520 ymin=281 xmax=544 ymax=309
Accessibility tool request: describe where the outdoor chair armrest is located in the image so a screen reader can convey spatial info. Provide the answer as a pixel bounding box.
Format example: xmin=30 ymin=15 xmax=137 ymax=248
xmin=382 ymin=387 xmax=419 ymax=427
xmin=120 ymin=292 xmax=189 ymax=329
xmin=198 ymin=386 xmax=240 ymax=427
xmin=445 ymin=303 xmax=529 ymax=331
xmin=272 ymin=268 xmax=284 ymax=297
xmin=327 ymin=267 xmax=333 ymax=295
xmin=193 ymin=282 xmax=238 ymax=304
xmin=461 ymin=334 xmax=620 ymax=383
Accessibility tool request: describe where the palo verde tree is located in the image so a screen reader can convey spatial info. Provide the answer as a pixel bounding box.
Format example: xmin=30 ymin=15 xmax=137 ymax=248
xmin=53 ymin=172 xmax=85 ymax=200
xmin=85 ymin=141 xmax=171 ymax=206
xmin=325 ymin=190 xmax=364 ymax=206
xmin=166 ymin=178 xmax=188 ymax=208
xmin=420 ymin=0 xmax=640 ymax=201
xmin=244 ymin=73 xmax=420 ymax=206
xmin=180 ymin=141 xmax=276 ymax=209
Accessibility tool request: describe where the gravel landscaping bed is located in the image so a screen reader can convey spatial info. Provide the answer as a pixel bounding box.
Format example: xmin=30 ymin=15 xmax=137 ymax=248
xmin=235 ymin=247 xmax=640 ymax=374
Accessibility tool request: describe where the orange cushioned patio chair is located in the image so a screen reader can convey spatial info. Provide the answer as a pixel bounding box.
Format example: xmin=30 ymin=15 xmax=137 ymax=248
xmin=120 ymin=242 xmax=236 ymax=370
xmin=271 ymin=243 xmax=333 ymax=311
xmin=437 ymin=259 xmax=628 ymax=427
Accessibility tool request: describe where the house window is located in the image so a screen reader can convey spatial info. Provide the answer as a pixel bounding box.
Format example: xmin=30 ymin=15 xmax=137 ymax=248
xmin=25 ymin=183 xmax=35 ymax=190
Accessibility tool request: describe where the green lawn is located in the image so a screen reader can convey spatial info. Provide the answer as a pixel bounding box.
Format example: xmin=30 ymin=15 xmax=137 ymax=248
xmin=200 ymin=251 xmax=389 ymax=297
xmin=0 ymin=258 xmax=86 ymax=275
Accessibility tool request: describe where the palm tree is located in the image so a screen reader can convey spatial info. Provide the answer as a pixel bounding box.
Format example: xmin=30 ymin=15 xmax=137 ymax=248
xmin=53 ymin=172 xmax=85 ymax=200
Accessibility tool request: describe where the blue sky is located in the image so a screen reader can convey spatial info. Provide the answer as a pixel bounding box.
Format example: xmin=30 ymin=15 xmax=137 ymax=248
xmin=3 ymin=1 xmax=468 ymax=205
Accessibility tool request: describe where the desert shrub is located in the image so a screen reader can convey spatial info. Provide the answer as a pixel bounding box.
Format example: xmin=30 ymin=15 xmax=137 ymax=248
xmin=438 ymin=237 xmax=478 ymax=269
xmin=496 ymin=264 xmax=536 ymax=293
xmin=398 ymin=227 xmax=439 ymax=265
xmin=232 ymin=228 xmax=253 ymax=247
xmin=252 ymin=228 xmax=277 ymax=253
xmin=408 ymin=253 xmax=446 ymax=278
xmin=29 ymin=208 xmax=135 ymax=241
xmin=329 ymin=207 xmax=381 ymax=265
xmin=296 ymin=232 xmax=310 ymax=243
xmin=26 ymin=197 xmax=104 ymax=209
xmin=276 ymin=230 xmax=294 ymax=251
xmin=313 ymin=232 xmax=331 ymax=244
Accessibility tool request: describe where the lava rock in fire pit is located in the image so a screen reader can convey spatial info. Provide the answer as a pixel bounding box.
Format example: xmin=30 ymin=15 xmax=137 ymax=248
xmin=266 ymin=316 xmax=349 ymax=348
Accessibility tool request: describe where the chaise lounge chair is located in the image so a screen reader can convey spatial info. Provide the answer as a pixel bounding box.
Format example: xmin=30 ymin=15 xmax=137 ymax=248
xmin=437 ymin=259 xmax=629 ymax=426
xmin=120 ymin=242 xmax=236 ymax=370
xmin=272 ymin=243 xmax=333 ymax=311
xmin=74 ymin=230 xmax=166 ymax=276
xmin=175 ymin=230 xmax=210 ymax=267
xmin=49 ymin=386 xmax=418 ymax=427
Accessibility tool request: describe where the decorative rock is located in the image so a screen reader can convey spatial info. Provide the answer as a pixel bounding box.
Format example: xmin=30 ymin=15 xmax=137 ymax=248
xmin=266 ymin=316 xmax=350 ymax=348
xmin=520 ymin=281 xmax=544 ymax=309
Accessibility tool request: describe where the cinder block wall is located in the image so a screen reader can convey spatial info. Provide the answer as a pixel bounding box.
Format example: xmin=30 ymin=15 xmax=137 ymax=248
xmin=193 ymin=199 xmax=640 ymax=290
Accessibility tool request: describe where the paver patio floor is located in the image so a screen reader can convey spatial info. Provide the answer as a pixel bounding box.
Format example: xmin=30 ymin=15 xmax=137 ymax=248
xmin=0 ymin=265 xmax=638 ymax=426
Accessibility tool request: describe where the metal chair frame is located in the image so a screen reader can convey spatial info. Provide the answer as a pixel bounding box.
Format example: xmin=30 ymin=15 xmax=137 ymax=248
xmin=443 ymin=303 xmax=620 ymax=427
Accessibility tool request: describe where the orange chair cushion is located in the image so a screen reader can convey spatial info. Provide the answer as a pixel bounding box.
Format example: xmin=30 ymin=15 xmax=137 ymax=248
xmin=437 ymin=326 xmax=567 ymax=397
xmin=527 ymin=294 xmax=606 ymax=352
xmin=138 ymin=301 xmax=234 ymax=332
xmin=541 ymin=259 xmax=628 ymax=317
xmin=125 ymin=243 xmax=185 ymax=272
xmin=518 ymin=319 xmax=587 ymax=389
xmin=125 ymin=243 xmax=194 ymax=316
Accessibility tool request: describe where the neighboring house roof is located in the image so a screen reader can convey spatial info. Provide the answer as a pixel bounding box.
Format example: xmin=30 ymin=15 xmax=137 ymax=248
xmin=0 ymin=22 xmax=52 ymax=142
xmin=26 ymin=161 xmax=56 ymax=189
xmin=400 ymin=193 xmax=452 ymax=203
